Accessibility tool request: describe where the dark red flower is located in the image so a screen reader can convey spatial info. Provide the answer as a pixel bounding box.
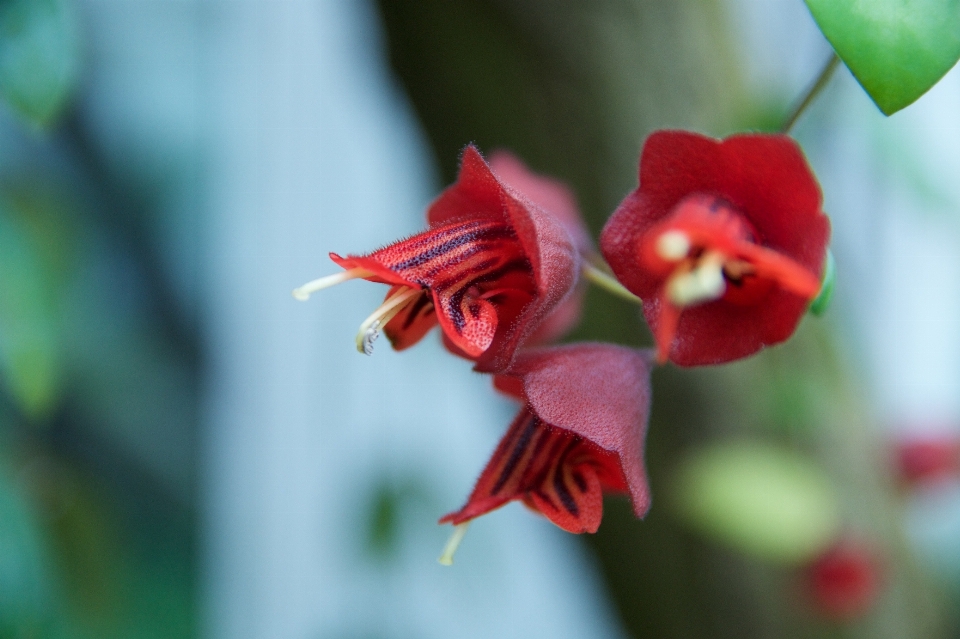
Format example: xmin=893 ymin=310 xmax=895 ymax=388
xmin=600 ymin=131 xmax=830 ymax=366
xmin=293 ymin=145 xmax=580 ymax=372
xmin=440 ymin=343 xmax=653 ymax=534
xmin=804 ymin=542 xmax=881 ymax=621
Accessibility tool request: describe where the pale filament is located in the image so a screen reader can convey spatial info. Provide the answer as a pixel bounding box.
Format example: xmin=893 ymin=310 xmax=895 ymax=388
xmin=437 ymin=522 xmax=470 ymax=566
xmin=292 ymin=267 xmax=375 ymax=301
xmin=355 ymin=286 xmax=422 ymax=355
xmin=666 ymin=250 xmax=726 ymax=307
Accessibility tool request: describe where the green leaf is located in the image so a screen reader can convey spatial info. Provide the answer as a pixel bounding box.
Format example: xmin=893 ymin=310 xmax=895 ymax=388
xmin=804 ymin=0 xmax=960 ymax=115
xmin=0 ymin=0 xmax=80 ymax=127
xmin=0 ymin=203 xmax=62 ymax=419
xmin=670 ymin=442 xmax=841 ymax=564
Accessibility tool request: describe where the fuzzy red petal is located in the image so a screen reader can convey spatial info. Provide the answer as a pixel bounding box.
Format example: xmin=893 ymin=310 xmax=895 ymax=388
xmin=428 ymin=145 xmax=580 ymax=370
xmin=489 ymin=150 xmax=592 ymax=254
xmin=449 ymin=343 xmax=653 ymax=532
xmin=528 ymin=284 xmax=587 ymax=345
xmin=489 ymin=150 xmax=591 ymax=344
xmin=440 ymin=408 xmax=619 ymax=533
xmin=381 ymin=287 xmax=437 ymax=351
xmin=508 ymin=343 xmax=654 ymax=517
xmin=600 ymin=131 xmax=830 ymax=366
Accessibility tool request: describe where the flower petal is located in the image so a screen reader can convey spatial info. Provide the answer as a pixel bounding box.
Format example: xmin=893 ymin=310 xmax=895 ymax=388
xmin=507 ymin=343 xmax=653 ymax=517
xmin=382 ymin=287 xmax=436 ymax=351
xmin=439 ymin=408 xmax=620 ymax=533
xmin=489 ymin=150 xmax=592 ymax=254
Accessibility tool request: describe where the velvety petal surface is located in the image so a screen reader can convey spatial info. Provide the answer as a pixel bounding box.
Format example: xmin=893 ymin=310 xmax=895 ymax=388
xmin=490 ymin=150 xmax=591 ymax=344
xmin=508 ymin=343 xmax=654 ymax=517
xmin=489 ymin=150 xmax=592 ymax=254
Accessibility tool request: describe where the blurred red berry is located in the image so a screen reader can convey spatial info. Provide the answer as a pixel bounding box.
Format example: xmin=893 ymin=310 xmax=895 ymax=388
xmin=804 ymin=542 xmax=880 ymax=620
xmin=895 ymin=435 xmax=960 ymax=485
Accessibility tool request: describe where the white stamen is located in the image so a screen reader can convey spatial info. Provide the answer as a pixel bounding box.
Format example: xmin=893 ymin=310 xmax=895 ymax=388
xmin=438 ymin=523 xmax=470 ymax=566
xmin=667 ymin=252 xmax=726 ymax=307
xmin=292 ymin=267 xmax=374 ymax=301
xmin=656 ymin=231 xmax=691 ymax=262
xmin=355 ymin=286 xmax=421 ymax=355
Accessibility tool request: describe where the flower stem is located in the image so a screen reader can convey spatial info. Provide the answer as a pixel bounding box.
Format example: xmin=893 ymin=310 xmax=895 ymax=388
xmin=780 ymin=52 xmax=840 ymax=134
xmin=582 ymin=262 xmax=642 ymax=305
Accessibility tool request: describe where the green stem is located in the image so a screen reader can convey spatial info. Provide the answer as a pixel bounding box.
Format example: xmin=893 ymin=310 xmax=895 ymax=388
xmin=780 ymin=53 xmax=840 ymax=134
xmin=583 ymin=262 xmax=642 ymax=305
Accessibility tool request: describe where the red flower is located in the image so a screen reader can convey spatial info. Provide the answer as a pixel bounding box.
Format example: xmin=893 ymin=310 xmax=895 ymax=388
xmin=804 ymin=542 xmax=881 ymax=620
xmin=600 ymin=131 xmax=830 ymax=366
xmin=293 ymin=145 xmax=580 ymax=372
xmin=440 ymin=343 xmax=653 ymax=534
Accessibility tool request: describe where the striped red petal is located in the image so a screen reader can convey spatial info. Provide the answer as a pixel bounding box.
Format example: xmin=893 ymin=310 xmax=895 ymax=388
xmin=430 ymin=146 xmax=581 ymax=370
xmin=441 ymin=344 xmax=653 ymax=533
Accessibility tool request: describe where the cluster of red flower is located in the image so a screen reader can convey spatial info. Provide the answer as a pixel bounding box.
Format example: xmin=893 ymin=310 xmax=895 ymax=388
xmin=295 ymin=130 xmax=831 ymax=559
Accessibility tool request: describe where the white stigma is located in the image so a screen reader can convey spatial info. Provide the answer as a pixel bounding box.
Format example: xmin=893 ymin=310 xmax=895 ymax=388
xmin=292 ymin=267 xmax=374 ymax=301
xmin=666 ymin=251 xmax=726 ymax=307
xmin=437 ymin=523 xmax=470 ymax=566
xmin=656 ymin=230 xmax=691 ymax=262
xmin=354 ymin=286 xmax=421 ymax=355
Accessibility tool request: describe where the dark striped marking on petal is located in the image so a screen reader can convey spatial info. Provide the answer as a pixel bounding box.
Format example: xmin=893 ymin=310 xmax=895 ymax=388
xmin=440 ymin=408 xmax=608 ymax=534
xmin=364 ymin=219 xmax=535 ymax=357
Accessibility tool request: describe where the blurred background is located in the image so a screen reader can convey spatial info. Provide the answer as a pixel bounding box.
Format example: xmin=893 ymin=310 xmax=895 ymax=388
xmin=2 ymin=0 xmax=960 ymax=637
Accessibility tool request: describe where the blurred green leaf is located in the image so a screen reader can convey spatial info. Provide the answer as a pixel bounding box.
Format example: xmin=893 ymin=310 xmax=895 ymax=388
xmin=671 ymin=442 xmax=840 ymax=564
xmin=366 ymin=485 xmax=401 ymax=560
xmin=804 ymin=0 xmax=960 ymax=115
xmin=0 ymin=457 xmax=57 ymax=636
xmin=363 ymin=480 xmax=432 ymax=562
xmin=0 ymin=0 xmax=80 ymax=127
xmin=19 ymin=456 xmax=123 ymax=633
xmin=0 ymin=204 xmax=62 ymax=419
